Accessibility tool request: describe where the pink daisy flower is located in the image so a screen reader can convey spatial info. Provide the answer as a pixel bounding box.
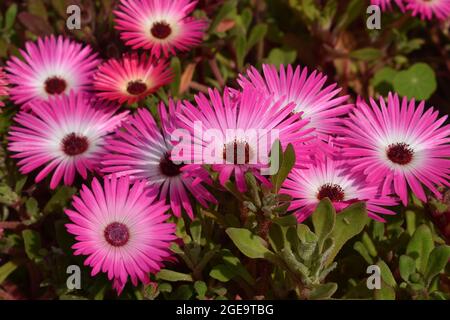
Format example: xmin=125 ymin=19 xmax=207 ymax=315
xmin=175 ymin=87 xmax=314 ymax=192
xmin=281 ymin=157 xmax=398 ymax=222
xmin=6 ymin=36 xmax=99 ymax=107
xmin=114 ymin=0 xmax=208 ymax=58
xmin=238 ymin=64 xmax=352 ymax=141
xmin=102 ymin=101 xmax=216 ymax=219
xmin=370 ymin=0 xmax=405 ymax=11
xmin=93 ymin=53 xmax=173 ymax=105
xmin=405 ymin=0 xmax=450 ymax=20
xmin=339 ymin=93 xmax=450 ymax=206
xmin=8 ymin=92 xmax=128 ymax=189
xmin=65 ymin=175 xmax=176 ymax=295
xmin=0 ymin=68 xmax=8 ymax=107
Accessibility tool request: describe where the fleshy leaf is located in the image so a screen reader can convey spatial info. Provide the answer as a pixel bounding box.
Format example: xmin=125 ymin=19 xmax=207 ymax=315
xmin=226 ymin=228 xmax=271 ymax=259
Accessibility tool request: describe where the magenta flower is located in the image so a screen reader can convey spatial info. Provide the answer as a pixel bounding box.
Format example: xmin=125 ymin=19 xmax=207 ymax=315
xmin=176 ymin=87 xmax=314 ymax=192
xmin=0 ymin=68 xmax=9 ymax=107
xmin=93 ymin=53 xmax=173 ymax=105
xmin=8 ymin=92 xmax=128 ymax=189
xmin=114 ymin=0 xmax=208 ymax=58
xmin=6 ymin=36 xmax=99 ymax=107
xmin=371 ymin=0 xmax=405 ymax=11
xmin=340 ymin=93 xmax=450 ymax=205
xmin=65 ymin=175 xmax=176 ymax=295
xmin=238 ymin=64 xmax=352 ymax=141
xmin=281 ymin=157 xmax=398 ymax=222
xmin=102 ymin=101 xmax=216 ymax=219
xmin=405 ymin=0 xmax=450 ymax=20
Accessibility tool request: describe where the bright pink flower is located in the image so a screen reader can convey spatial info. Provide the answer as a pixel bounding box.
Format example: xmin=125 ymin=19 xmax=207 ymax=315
xmin=175 ymin=87 xmax=314 ymax=192
xmin=405 ymin=0 xmax=450 ymax=20
xmin=114 ymin=0 xmax=208 ymax=58
xmin=281 ymin=157 xmax=398 ymax=222
xmin=65 ymin=175 xmax=176 ymax=295
xmin=238 ymin=65 xmax=352 ymax=141
xmin=93 ymin=53 xmax=173 ymax=105
xmin=8 ymin=92 xmax=128 ymax=189
xmin=102 ymin=101 xmax=216 ymax=219
xmin=6 ymin=36 xmax=99 ymax=107
xmin=371 ymin=0 xmax=405 ymax=11
xmin=339 ymin=93 xmax=450 ymax=205
xmin=0 ymin=68 xmax=8 ymax=107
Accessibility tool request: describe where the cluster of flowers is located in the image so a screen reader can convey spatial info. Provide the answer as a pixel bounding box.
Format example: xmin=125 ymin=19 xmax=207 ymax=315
xmin=0 ymin=0 xmax=448 ymax=294
xmin=371 ymin=0 xmax=450 ymax=20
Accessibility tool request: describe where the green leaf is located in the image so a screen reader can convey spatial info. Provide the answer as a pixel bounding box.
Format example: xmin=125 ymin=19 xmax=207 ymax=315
xmin=377 ymin=260 xmax=396 ymax=288
xmin=44 ymin=186 xmax=77 ymax=214
xmin=350 ymin=48 xmax=382 ymax=61
xmin=235 ymin=34 xmax=247 ymax=70
xmin=272 ymin=214 xmax=298 ymax=226
xmin=159 ymin=283 xmax=172 ymax=293
xmin=312 ymin=198 xmax=335 ymax=252
xmin=269 ymin=223 xmax=285 ymax=253
xmin=267 ymin=48 xmax=297 ymax=66
xmin=222 ymin=249 xmax=254 ymax=285
xmin=210 ymin=264 xmax=236 ymax=282
xmin=336 ymin=0 xmax=365 ymax=30
xmin=25 ymin=197 xmax=39 ymax=217
xmin=169 ymin=57 xmax=181 ymax=96
xmin=399 ymin=255 xmax=416 ymax=282
xmin=0 ymin=183 xmax=20 ymax=206
xmin=405 ymin=210 xmax=417 ymax=236
xmin=406 ymin=224 xmax=434 ymax=274
xmin=393 ymin=63 xmax=437 ymax=100
xmin=247 ymin=23 xmax=267 ymax=52
xmin=319 ymin=0 xmax=338 ymax=28
xmin=374 ymin=282 xmax=396 ymax=300
xmin=239 ymin=7 xmax=252 ymax=32
xmin=327 ymin=202 xmax=369 ymax=265
xmin=425 ymin=245 xmax=450 ymax=285
xmin=209 ymin=0 xmax=237 ymax=32
xmin=226 ymin=228 xmax=271 ymax=259
xmin=189 ymin=220 xmax=202 ymax=244
xmin=297 ymin=224 xmax=317 ymax=244
xmin=272 ymin=142 xmax=296 ymax=192
xmin=371 ymin=67 xmax=397 ymax=96
xmin=372 ymin=221 xmax=385 ymax=241
xmin=5 ymin=4 xmax=18 ymax=30
xmin=0 ymin=261 xmax=18 ymax=284
xmin=51 ymin=0 xmax=67 ymax=17
xmin=93 ymin=283 xmax=108 ymax=300
xmin=22 ymin=229 xmax=43 ymax=261
xmin=194 ymin=281 xmax=207 ymax=298
xmin=171 ymin=284 xmax=193 ymax=300
xmin=156 ymin=270 xmax=193 ymax=282
xmin=354 ymin=241 xmax=373 ymax=264
xmin=308 ymin=283 xmax=337 ymax=300
xmin=361 ymin=232 xmax=377 ymax=257
xmin=28 ymin=0 xmax=48 ymax=20
xmin=15 ymin=176 xmax=27 ymax=194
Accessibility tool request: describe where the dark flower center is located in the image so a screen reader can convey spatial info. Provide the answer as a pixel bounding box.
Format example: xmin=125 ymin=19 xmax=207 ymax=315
xmin=126 ymin=80 xmax=147 ymax=96
xmin=386 ymin=143 xmax=414 ymax=165
xmin=317 ymin=183 xmax=345 ymax=202
xmin=223 ymin=140 xmax=251 ymax=165
xmin=159 ymin=152 xmax=183 ymax=177
xmin=104 ymin=222 xmax=130 ymax=247
xmin=61 ymin=133 xmax=89 ymax=156
xmin=44 ymin=76 xmax=67 ymax=95
xmin=150 ymin=21 xmax=172 ymax=39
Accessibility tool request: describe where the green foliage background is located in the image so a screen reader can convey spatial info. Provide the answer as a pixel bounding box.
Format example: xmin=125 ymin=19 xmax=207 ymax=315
xmin=0 ymin=0 xmax=449 ymax=300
